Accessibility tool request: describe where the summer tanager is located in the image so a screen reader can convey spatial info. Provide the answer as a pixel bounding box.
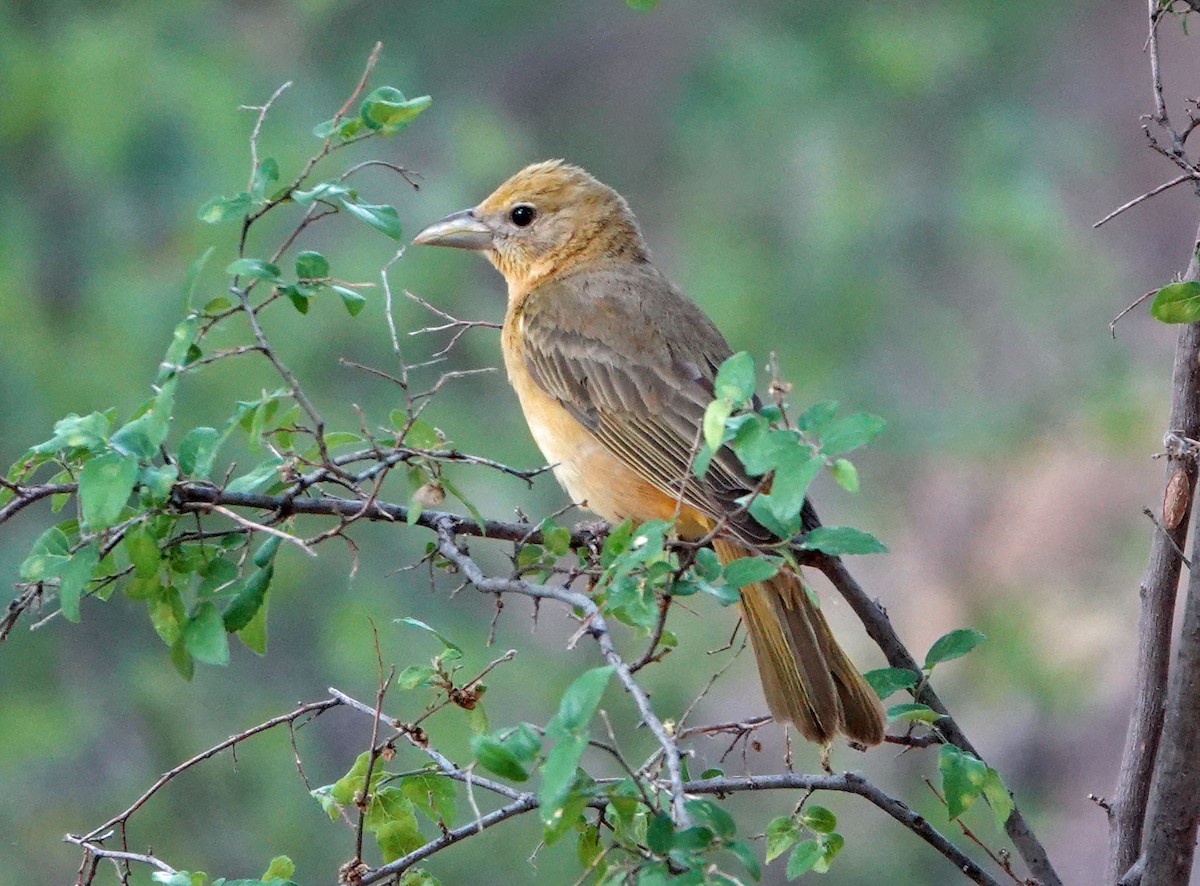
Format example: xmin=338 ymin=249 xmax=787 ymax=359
xmin=414 ymin=161 xmax=884 ymax=745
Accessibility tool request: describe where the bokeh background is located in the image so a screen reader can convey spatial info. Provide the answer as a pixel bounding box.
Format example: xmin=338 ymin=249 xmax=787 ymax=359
xmin=2 ymin=1 xmax=1198 ymax=883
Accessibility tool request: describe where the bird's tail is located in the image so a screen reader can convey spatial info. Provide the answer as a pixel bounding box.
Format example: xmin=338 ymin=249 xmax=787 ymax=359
xmin=713 ymin=539 xmax=885 ymax=745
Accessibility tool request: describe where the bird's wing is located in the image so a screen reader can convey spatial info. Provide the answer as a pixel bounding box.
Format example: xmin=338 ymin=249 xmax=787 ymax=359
xmin=518 ymin=265 xmax=785 ymax=542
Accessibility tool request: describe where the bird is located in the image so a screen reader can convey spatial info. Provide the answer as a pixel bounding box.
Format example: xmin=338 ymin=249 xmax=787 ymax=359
xmin=413 ymin=160 xmax=884 ymax=745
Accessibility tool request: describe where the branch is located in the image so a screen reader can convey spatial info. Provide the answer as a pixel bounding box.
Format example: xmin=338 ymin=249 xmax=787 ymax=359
xmin=811 ymin=554 xmax=1061 ymax=886
xmin=431 ymin=520 xmax=692 ymax=827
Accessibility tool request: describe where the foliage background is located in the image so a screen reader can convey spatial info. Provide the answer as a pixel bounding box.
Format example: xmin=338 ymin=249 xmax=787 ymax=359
xmin=0 ymin=1 xmax=1194 ymax=883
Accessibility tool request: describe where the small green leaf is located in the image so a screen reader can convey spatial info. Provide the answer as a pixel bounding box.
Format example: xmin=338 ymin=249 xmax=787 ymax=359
xmin=397 ymin=665 xmax=437 ymax=689
xmin=819 ymin=413 xmax=886 ymax=456
xmin=360 ymin=86 xmax=432 ymax=134
xmin=887 ymin=702 xmax=942 ymax=723
xmin=863 ymin=667 xmax=919 ymax=699
xmin=685 ymin=798 xmax=735 ymax=839
xmin=939 ymin=744 xmax=989 ymax=819
xmin=647 ymin=813 xmax=674 ymax=854
xmin=178 ymin=427 xmax=223 ymax=479
xmin=261 ymin=856 xmax=295 ymax=881
xmin=924 ymin=628 xmax=987 ymax=669
xmin=332 ymin=285 xmax=367 ymax=316
xmin=125 ymin=526 xmax=161 ymax=578
xmin=829 ymin=458 xmax=859 ymax=492
xmin=767 ymin=450 xmax=821 ymax=524
xmin=799 ymin=526 xmax=887 ymax=555
xmin=401 ymin=772 xmax=457 ymax=825
xmin=714 ymin=352 xmax=756 ymax=403
xmin=627 ymin=0 xmax=660 ymax=9
xmin=222 ymin=566 xmax=272 ymax=632
xmin=225 ymin=458 xmax=283 ymax=494
xmin=471 ymin=733 xmax=534 ymax=782
xmin=198 ymin=192 xmax=252 ymax=223
xmin=548 ymin=665 xmax=614 ymax=737
xmin=57 ymin=542 xmax=99 ymax=622
xmin=766 ymin=816 xmax=799 ymax=863
xmin=237 ymin=594 xmax=269 ymax=654
xmin=1150 ymin=281 xmax=1200 ymax=323
xmin=342 ymin=198 xmax=403 ymax=239
xmin=295 ymin=250 xmax=330 ymax=280
xmin=796 ymin=400 xmax=840 ymax=435
xmin=184 ymin=246 xmax=215 ymax=309
xmin=79 ymin=451 xmax=139 ymax=530
xmin=226 ymin=258 xmax=281 ymax=281
xmin=292 ymin=181 xmax=352 ymax=204
xmin=397 ymin=616 xmax=462 ymax=661
xmin=813 ymin=832 xmax=844 ymax=873
xmin=982 ymin=766 xmax=1014 ymax=828
xmin=786 ymin=839 xmax=822 ymax=879
xmin=538 ymin=733 xmax=588 ymax=831
xmin=703 ymin=398 xmax=733 ymax=450
xmin=184 ymin=601 xmax=230 ymax=666
xmin=800 ymin=805 xmax=837 ymax=834
xmin=722 ymin=557 xmax=779 ymax=588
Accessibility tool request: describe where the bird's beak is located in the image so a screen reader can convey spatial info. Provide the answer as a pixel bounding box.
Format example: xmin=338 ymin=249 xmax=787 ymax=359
xmin=412 ymin=209 xmax=494 ymax=250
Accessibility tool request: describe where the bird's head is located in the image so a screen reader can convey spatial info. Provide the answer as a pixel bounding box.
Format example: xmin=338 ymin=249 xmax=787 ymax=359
xmin=413 ymin=160 xmax=649 ymax=294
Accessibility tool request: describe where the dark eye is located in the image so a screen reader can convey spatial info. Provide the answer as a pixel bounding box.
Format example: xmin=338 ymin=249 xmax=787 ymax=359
xmin=509 ymin=204 xmax=536 ymax=227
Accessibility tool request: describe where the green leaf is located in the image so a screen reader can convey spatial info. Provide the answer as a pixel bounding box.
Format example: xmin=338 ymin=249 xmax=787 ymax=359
xmin=548 ymin=666 xmax=613 ymax=737
xmin=765 ymin=816 xmax=799 ymax=863
xmin=312 ymin=114 xmax=364 ymax=140
xmin=400 ymin=772 xmax=457 ymax=825
xmin=125 ymin=526 xmax=161 ymax=578
xmin=800 ymin=805 xmax=837 ymax=834
xmin=261 ymin=856 xmax=295 ymax=881
xmin=925 ymin=627 xmax=987 ymax=669
xmin=198 ymin=192 xmax=253 ymax=223
xmin=139 ymin=464 xmax=178 ymax=506
xmin=713 ymin=352 xmax=756 ymax=403
xmin=819 ymin=413 xmax=886 ymax=456
xmin=360 ymin=86 xmax=432 ymax=134
xmin=939 ymin=744 xmax=988 ymax=819
xmin=813 ymin=832 xmax=844 ymax=873
xmin=19 ymin=525 xmax=71 ymax=580
xmin=341 ymin=198 xmax=403 ymax=239
xmin=149 ymin=586 xmax=187 ymax=645
xmin=863 ymin=667 xmax=919 ymax=699
xmin=767 ymin=450 xmax=821 ymax=524
xmin=981 ymin=766 xmax=1014 ymax=828
xmin=79 ymin=451 xmax=139 ymax=530
xmin=397 ymin=616 xmax=462 ymax=662
xmin=184 ymin=246 xmax=215 ymax=310
xmin=397 ymin=664 xmax=437 ymax=689
xmin=237 ymin=593 xmax=269 ymax=654
xmin=332 ymin=284 xmax=367 ymax=316
xmin=366 ymin=788 xmax=424 ymax=862
xmin=799 ymin=526 xmax=887 ymax=555
xmin=31 ymin=411 xmax=112 ymax=455
xmin=332 ymin=750 xmax=385 ymax=805
xmin=685 ymin=798 xmax=735 ymax=839
xmin=250 ymin=157 xmax=279 ymax=201
xmin=471 ymin=732 xmax=535 ymax=782
xmin=295 ymin=250 xmax=330 ymax=280
xmin=292 ymin=181 xmax=353 ymax=204
xmin=227 ymin=258 xmax=281 ymax=281
xmin=225 ymin=457 xmax=283 ymax=494
xmin=222 ymin=567 xmax=272 ymax=632
xmin=887 ymin=702 xmax=941 ymax=723
xmin=627 ymin=0 xmax=660 ymax=9
xmin=184 ymin=601 xmax=230 ymax=666
xmin=829 ymin=458 xmax=859 ymax=492
xmin=727 ymin=838 xmax=762 ymax=881
xmin=796 ymin=400 xmax=839 ymax=435
xmin=1150 ymin=281 xmax=1200 ymax=323
xmin=647 ymin=813 xmax=674 ymax=854
xmin=540 ymin=760 xmax=589 ymax=842
xmin=786 ymin=839 xmax=822 ymax=879
xmin=721 ymin=557 xmax=779 ymax=588
xmin=152 ymin=873 xmax=207 ymax=886
xmin=178 ymin=428 xmax=223 ymax=479
xmin=703 ymin=398 xmax=733 ymax=450
xmin=56 ymin=542 xmax=98 ymax=622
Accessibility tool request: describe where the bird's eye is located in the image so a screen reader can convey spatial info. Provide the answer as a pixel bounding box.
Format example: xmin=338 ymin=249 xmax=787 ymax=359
xmin=509 ymin=204 xmax=536 ymax=227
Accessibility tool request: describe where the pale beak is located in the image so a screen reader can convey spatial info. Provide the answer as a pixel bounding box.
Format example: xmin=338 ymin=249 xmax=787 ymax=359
xmin=412 ymin=209 xmax=494 ymax=250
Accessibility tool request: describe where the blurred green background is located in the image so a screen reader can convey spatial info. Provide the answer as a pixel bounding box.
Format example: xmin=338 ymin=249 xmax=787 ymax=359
xmin=1 ymin=1 xmax=1193 ymax=883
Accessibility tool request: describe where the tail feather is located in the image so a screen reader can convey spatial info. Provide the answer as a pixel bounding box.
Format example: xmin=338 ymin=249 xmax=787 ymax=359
xmin=713 ymin=539 xmax=885 ymax=745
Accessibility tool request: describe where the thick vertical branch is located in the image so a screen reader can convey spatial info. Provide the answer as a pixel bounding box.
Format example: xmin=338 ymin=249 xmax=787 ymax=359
xmin=1141 ymin=497 xmax=1200 ymax=884
xmin=1108 ymin=225 xmax=1200 ymax=884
